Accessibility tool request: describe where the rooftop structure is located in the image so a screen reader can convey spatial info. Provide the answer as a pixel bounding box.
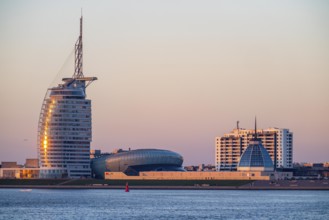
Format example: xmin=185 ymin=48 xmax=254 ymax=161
xmin=37 ymin=16 xmax=97 ymax=178
xmin=25 ymin=159 xmax=39 ymax=168
xmin=0 ymin=162 xmax=20 ymax=168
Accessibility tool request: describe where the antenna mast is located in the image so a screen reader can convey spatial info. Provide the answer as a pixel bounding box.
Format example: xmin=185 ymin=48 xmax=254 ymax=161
xmin=62 ymin=14 xmax=97 ymax=88
xmin=254 ymin=117 xmax=257 ymax=139
xmin=74 ymin=15 xmax=83 ymax=78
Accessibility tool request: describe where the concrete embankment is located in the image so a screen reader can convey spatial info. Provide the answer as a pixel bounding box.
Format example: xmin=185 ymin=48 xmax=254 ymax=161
xmin=1 ymin=185 xmax=329 ymax=190
xmin=0 ymin=179 xmax=328 ymax=190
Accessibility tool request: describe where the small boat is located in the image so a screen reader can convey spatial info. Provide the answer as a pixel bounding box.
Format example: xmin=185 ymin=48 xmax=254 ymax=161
xmin=20 ymin=189 xmax=32 ymax=192
xmin=125 ymin=182 xmax=129 ymax=192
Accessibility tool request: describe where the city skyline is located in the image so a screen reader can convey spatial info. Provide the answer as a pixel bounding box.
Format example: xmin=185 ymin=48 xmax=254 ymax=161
xmin=1 ymin=0 xmax=329 ymax=165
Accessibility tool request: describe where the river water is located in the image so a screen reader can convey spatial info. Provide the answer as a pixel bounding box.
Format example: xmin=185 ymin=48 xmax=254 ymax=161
xmin=0 ymin=189 xmax=328 ymax=220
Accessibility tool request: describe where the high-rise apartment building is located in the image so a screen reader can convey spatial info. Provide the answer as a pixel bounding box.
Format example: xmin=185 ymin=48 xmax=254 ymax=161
xmin=37 ymin=16 xmax=97 ymax=178
xmin=215 ymin=127 xmax=293 ymax=171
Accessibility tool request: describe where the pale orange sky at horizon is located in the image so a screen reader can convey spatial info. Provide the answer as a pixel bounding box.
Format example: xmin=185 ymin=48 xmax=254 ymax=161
xmin=0 ymin=0 xmax=328 ymax=165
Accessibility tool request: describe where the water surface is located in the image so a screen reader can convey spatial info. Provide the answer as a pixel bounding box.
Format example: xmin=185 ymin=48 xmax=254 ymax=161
xmin=0 ymin=189 xmax=328 ymax=219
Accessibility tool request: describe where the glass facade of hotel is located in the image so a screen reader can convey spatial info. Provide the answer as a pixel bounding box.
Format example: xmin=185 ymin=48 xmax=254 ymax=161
xmin=38 ymin=83 xmax=93 ymax=178
xmin=37 ymin=16 xmax=97 ymax=178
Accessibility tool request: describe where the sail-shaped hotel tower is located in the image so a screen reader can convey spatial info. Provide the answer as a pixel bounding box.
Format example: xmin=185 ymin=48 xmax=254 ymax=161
xmin=38 ymin=17 xmax=97 ymax=178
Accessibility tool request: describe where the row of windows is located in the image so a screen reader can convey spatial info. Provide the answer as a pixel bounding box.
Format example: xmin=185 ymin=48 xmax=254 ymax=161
xmin=44 ymin=103 xmax=89 ymax=109
xmin=50 ymin=114 xmax=90 ymax=118
xmin=39 ymin=136 xmax=90 ymax=140
xmin=47 ymin=127 xmax=91 ymax=131
xmin=39 ymin=149 xmax=89 ymax=153
xmin=41 ymin=156 xmax=90 ymax=160
xmin=219 ymin=140 xmax=277 ymax=144
xmin=39 ymin=153 xmax=89 ymax=157
xmin=51 ymin=90 xmax=84 ymax=96
xmin=62 ymin=96 xmax=85 ymax=100
xmin=50 ymin=100 xmax=90 ymax=105
xmin=41 ymin=169 xmax=66 ymax=172
xmin=219 ymin=163 xmax=239 ymax=166
xmin=39 ymin=146 xmax=89 ymax=149
xmin=69 ymin=170 xmax=91 ymax=173
xmin=39 ymin=123 xmax=90 ymax=127
xmin=58 ymin=108 xmax=89 ymax=113
xmin=41 ymin=165 xmax=90 ymax=169
xmin=39 ymin=120 xmax=90 ymax=126
xmin=40 ymin=112 xmax=90 ymax=118
xmin=40 ymin=116 xmax=90 ymax=123
xmin=41 ymin=160 xmax=90 ymax=164
xmin=41 ymin=155 xmax=90 ymax=159
xmin=40 ymin=141 xmax=90 ymax=144
xmin=217 ymin=146 xmax=291 ymax=150
xmin=41 ymin=108 xmax=90 ymax=114
xmin=40 ymin=132 xmax=91 ymax=137
xmin=45 ymin=109 xmax=90 ymax=115
xmin=40 ymin=152 xmax=90 ymax=156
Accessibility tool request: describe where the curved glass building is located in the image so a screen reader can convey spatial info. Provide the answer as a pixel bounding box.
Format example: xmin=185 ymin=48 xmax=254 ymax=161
xmin=238 ymin=119 xmax=274 ymax=172
xmin=238 ymin=139 xmax=274 ymax=172
xmin=91 ymin=149 xmax=184 ymax=178
xmin=37 ymin=16 xmax=97 ymax=178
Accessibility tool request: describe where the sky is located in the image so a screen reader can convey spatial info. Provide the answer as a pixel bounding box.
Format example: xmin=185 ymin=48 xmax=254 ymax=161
xmin=0 ymin=0 xmax=328 ymax=165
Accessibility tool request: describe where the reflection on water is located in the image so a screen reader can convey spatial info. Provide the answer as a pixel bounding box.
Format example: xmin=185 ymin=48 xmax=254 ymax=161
xmin=0 ymin=189 xmax=328 ymax=220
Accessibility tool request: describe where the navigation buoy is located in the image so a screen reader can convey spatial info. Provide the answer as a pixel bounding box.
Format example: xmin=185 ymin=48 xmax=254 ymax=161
xmin=125 ymin=182 xmax=129 ymax=192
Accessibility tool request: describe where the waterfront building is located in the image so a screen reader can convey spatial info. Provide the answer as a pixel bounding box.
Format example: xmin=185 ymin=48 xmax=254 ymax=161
xmin=0 ymin=168 xmax=40 ymax=179
xmin=0 ymin=161 xmax=40 ymax=179
xmin=293 ymin=163 xmax=329 ymax=178
xmin=215 ymin=123 xmax=293 ymax=171
xmin=37 ymin=16 xmax=97 ymax=178
xmin=91 ymin=149 xmax=184 ymax=178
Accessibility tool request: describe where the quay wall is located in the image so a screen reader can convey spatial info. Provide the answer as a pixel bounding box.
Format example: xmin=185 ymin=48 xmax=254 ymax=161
xmin=104 ymin=171 xmax=292 ymax=181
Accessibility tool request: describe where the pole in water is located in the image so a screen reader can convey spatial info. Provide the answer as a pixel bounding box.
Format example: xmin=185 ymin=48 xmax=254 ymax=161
xmin=125 ymin=182 xmax=129 ymax=192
